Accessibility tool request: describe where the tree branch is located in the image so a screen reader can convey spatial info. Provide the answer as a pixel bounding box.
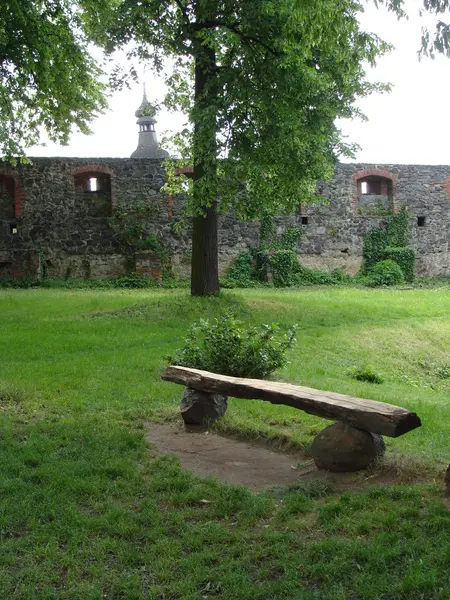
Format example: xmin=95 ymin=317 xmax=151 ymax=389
xmin=191 ymin=20 xmax=281 ymax=57
xmin=173 ymin=0 xmax=190 ymax=24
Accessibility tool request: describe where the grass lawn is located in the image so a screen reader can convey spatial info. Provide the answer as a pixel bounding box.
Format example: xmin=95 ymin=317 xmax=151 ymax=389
xmin=0 ymin=287 xmax=449 ymax=599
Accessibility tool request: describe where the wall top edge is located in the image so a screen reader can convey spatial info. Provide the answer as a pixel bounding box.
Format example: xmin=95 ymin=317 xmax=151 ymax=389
xmin=0 ymin=158 xmax=449 ymax=170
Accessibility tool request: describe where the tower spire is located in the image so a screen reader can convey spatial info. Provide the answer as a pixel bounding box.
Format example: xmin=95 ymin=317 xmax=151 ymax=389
xmin=130 ymin=86 xmax=168 ymax=159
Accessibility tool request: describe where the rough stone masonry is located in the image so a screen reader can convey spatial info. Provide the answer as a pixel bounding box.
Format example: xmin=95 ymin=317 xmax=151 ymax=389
xmin=1 ymin=157 xmax=450 ymax=280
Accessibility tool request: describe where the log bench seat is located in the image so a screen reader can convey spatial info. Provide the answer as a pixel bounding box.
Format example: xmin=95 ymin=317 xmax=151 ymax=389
xmin=161 ymin=366 xmax=422 ymax=472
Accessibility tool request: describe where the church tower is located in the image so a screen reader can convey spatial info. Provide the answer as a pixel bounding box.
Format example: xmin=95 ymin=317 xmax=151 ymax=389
xmin=130 ymin=89 xmax=169 ymax=159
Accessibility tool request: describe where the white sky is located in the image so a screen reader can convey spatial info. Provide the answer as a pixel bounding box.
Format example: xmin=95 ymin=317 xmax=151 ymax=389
xmin=28 ymin=1 xmax=450 ymax=165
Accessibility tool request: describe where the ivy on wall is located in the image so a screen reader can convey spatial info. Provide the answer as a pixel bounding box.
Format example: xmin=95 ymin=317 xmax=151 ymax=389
xmin=107 ymin=199 xmax=159 ymax=253
xmin=362 ymin=207 xmax=415 ymax=282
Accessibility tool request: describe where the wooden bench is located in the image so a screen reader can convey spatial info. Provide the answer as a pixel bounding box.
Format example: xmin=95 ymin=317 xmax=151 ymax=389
xmin=161 ymin=366 xmax=422 ymax=472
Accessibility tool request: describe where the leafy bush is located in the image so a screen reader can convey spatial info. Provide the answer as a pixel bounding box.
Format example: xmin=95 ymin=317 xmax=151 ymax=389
xmin=366 ymin=259 xmax=404 ymax=287
xmin=349 ymin=365 xmax=384 ymax=384
xmin=253 ymin=248 xmax=270 ymax=282
xmin=219 ymin=277 xmax=266 ymax=289
xmin=294 ymin=265 xmax=339 ymax=286
xmin=362 ymin=207 xmax=411 ymax=272
xmin=269 ymin=250 xmax=299 ymax=287
xmin=0 ymin=276 xmax=41 ymax=289
xmin=169 ymin=312 xmax=298 ymax=378
xmin=330 ymin=268 xmax=352 ymax=284
xmin=0 ymin=274 xmax=162 ymax=290
xmin=227 ymin=251 xmax=254 ymax=285
xmin=115 ymin=273 xmax=158 ymax=288
xmin=279 ymin=227 xmax=301 ymax=252
xmin=382 ymin=246 xmax=415 ymax=282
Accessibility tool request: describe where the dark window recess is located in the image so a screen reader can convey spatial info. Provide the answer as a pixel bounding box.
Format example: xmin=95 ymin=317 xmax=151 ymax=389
xmin=0 ymin=176 xmax=15 ymax=220
xmin=417 ymin=216 xmax=426 ymax=227
xmin=74 ymin=172 xmax=112 ymax=217
xmin=301 ymin=216 xmax=309 ymax=225
xmin=356 ymin=175 xmax=394 ymax=216
xmin=9 ymin=223 xmax=17 ymax=234
xmin=360 ymin=179 xmax=382 ymax=195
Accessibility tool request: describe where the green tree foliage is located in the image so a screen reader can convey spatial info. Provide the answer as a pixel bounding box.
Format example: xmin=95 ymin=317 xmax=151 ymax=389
xmin=80 ymin=0 xmax=392 ymax=295
xmin=3 ymin=1 xmax=449 ymax=294
xmin=379 ymin=0 xmax=450 ymax=57
xmin=0 ymin=0 xmax=107 ymax=159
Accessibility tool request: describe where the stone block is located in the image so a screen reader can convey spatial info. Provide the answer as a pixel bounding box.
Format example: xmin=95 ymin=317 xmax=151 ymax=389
xmin=180 ymin=388 xmax=228 ymax=426
xmin=311 ymin=422 xmax=385 ymax=472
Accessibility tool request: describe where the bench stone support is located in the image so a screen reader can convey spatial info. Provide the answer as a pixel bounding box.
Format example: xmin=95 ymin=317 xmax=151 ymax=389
xmin=180 ymin=387 xmax=228 ymax=426
xmin=311 ymin=422 xmax=385 ymax=472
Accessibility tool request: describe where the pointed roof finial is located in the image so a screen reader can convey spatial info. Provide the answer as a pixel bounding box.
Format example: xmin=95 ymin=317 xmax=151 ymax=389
xmin=135 ymin=85 xmax=154 ymax=119
xmin=131 ymin=84 xmax=169 ymax=159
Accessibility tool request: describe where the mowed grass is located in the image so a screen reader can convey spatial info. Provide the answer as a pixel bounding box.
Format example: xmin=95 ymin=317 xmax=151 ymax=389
xmin=0 ymin=287 xmax=449 ymax=599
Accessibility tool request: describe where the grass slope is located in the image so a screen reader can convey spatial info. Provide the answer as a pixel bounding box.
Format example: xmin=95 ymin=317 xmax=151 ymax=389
xmin=0 ymin=287 xmax=449 ymax=599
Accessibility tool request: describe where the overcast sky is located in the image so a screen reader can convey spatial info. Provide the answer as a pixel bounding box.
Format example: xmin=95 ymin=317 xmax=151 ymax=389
xmin=28 ymin=1 xmax=450 ymax=165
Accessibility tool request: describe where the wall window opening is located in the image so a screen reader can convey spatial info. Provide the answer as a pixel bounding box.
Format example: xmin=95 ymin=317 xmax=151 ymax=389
xmin=417 ymin=216 xmax=426 ymax=227
xmin=301 ymin=216 xmax=309 ymax=225
xmin=356 ymin=175 xmax=394 ymax=216
xmin=74 ymin=172 xmax=112 ymax=217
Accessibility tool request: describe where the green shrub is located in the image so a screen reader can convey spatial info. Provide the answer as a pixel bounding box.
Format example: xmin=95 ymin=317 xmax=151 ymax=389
xmin=269 ymin=250 xmax=299 ymax=287
xmin=294 ymin=265 xmax=338 ymax=286
xmin=219 ymin=277 xmax=266 ymax=289
xmin=331 ymin=268 xmax=352 ymax=284
xmin=0 ymin=276 xmax=41 ymax=289
xmin=362 ymin=207 xmax=411 ymax=273
xmin=253 ymin=248 xmax=270 ymax=282
xmin=115 ymin=273 xmax=158 ymax=289
xmin=382 ymin=246 xmax=415 ymax=282
xmin=227 ymin=251 xmax=254 ymax=285
xmin=366 ymin=259 xmax=404 ymax=287
xmin=349 ymin=365 xmax=384 ymax=384
xmin=279 ymin=227 xmax=301 ymax=252
xmin=169 ymin=312 xmax=298 ymax=378
xmin=362 ymin=226 xmax=389 ymax=272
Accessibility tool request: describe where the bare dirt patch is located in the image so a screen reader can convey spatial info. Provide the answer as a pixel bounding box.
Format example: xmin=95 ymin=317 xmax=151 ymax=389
xmin=146 ymin=423 xmax=441 ymax=492
xmin=147 ymin=423 xmax=310 ymax=490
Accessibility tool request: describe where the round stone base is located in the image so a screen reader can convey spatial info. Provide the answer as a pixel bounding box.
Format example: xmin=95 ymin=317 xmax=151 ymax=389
xmin=180 ymin=387 xmax=228 ymax=426
xmin=311 ymin=422 xmax=386 ymax=472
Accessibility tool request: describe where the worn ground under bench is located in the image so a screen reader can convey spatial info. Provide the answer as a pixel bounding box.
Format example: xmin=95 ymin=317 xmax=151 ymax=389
xmin=145 ymin=423 xmax=431 ymax=492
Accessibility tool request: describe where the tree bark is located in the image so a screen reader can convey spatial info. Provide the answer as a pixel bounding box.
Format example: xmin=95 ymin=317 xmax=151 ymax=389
xmin=191 ymin=204 xmax=219 ymax=296
xmin=190 ymin=1 xmax=219 ymax=296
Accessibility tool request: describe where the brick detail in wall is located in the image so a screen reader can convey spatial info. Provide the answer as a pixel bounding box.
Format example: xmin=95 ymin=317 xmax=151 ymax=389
xmin=0 ymin=168 xmax=26 ymax=218
xmin=175 ymin=166 xmax=194 ymax=177
xmin=71 ymin=165 xmax=116 ymax=209
xmin=351 ymin=169 xmax=398 ymax=216
xmin=443 ymin=177 xmax=450 ymax=198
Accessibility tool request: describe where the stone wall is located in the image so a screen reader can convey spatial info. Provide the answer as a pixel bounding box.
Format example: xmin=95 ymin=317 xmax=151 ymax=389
xmin=300 ymin=163 xmax=450 ymax=276
xmin=1 ymin=158 xmax=450 ymax=279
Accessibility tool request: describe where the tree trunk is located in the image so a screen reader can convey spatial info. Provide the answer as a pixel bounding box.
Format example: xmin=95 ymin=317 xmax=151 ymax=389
xmin=190 ymin=1 xmax=219 ymax=296
xmin=191 ymin=204 xmax=219 ymax=296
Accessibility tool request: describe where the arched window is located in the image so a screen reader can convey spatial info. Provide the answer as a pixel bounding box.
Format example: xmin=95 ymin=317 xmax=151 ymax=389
xmin=354 ymin=171 xmax=396 ymax=216
xmin=0 ymin=175 xmax=15 ymax=219
xmin=74 ymin=172 xmax=112 ymax=217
